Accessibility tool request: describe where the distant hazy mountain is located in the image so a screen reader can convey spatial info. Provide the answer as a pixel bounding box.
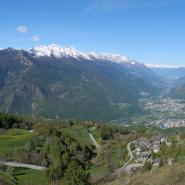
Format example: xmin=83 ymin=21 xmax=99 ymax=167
xmin=171 ymin=85 xmax=185 ymax=99
xmin=0 ymin=45 xmax=161 ymax=121
xmin=171 ymin=74 xmax=185 ymax=99
xmin=146 ymin=64 xmax=185 ymax=80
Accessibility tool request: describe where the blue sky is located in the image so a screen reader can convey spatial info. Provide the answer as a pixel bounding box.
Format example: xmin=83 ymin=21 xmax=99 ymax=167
xmin=1 ymin=0 xmax=185 ymax=65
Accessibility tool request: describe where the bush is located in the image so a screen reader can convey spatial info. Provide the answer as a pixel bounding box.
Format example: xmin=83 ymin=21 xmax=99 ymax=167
xmin=143 ymin=161 xmax=152 ymax=171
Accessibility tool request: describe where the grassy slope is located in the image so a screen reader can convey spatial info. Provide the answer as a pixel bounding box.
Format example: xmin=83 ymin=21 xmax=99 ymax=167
xmin=61 ymin=125 xmax=92 ymax=146
xmin=0 ymin=168 xmax=50 ymax=185
xmin=0 ymin=128 xmax=32 ymax=157
xmin=90 ymin=126 xmax=132 ymax=184
xmin=15 ymin=168 xmax=50 ymax=185
xmin=0 ymin=128 xmax=50 ymax=185
xmin=105 ymin=163 xmax=185 ymax=185
xmin=0 ymin=170 xmax=16 ymax=185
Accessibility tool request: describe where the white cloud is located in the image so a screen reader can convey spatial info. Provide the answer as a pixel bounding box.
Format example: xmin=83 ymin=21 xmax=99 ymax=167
xmin=32 ymin=35 xmax=40 ymax=42
xmin=16 ymin=26 xmax=28 ymax=33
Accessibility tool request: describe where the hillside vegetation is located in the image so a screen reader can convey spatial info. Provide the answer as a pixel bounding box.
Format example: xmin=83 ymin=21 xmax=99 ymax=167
xmin=106 ymin=163 xmax=185 ymax=185
xmin=0 ymin=113 xmax=132 ymax=185
xmin=1 ymin=113 xmax=185 ymax=185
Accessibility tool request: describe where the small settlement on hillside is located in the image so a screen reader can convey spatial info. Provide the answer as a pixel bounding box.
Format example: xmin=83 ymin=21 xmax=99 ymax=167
xmin=132 ymin=135 xmax=172 ymax=167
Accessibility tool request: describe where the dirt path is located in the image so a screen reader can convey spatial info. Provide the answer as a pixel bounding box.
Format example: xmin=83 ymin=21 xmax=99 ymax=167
xmin=89 ymin=133 xmax=100 ymax=149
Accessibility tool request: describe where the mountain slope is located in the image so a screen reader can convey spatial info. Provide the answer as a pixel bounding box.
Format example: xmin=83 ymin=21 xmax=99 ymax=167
xmin=0 ymin=45 xmax=161 ymax=121
xmin=170 ymin=74 xmax=185 ymax=99
xmin=171 ymin=81 xmax=185 ymax=100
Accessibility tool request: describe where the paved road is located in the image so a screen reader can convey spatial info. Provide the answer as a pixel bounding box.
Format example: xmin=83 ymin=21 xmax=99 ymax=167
xmin=113 ymin=141 xmax=143 ymax=177
xmin=127 ymin=142 xmax=134 ymax=163
xmin=0 ymin=161 xmax=47 ymax=171
xmin=89 ymin=133 xmax=100 ymax=149
xmin=124 ymin=163 xmax=144 ymax=173
xmin=114 ymin=142 xmax=133 ymax=177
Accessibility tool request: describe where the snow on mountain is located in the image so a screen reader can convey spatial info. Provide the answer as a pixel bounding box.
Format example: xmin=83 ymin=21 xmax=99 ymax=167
xmin=30 ymin=44 xmax=138 ymax=65
xmin=146 ymin=63 xmax=183 ymax=69
xmin=87 ymin=52 xmax=138 ymax=65
xmin=30 ymin=44 xmax=90 ymax=60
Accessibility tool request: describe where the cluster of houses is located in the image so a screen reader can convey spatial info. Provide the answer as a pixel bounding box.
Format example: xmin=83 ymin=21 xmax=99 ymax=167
xmin=132 ymin=135 xmax=172 ymax=167
xmin=151 ymin=119 xmax=185 ymax=129
xmin=143 ymin=97 xmax=185 ymax=113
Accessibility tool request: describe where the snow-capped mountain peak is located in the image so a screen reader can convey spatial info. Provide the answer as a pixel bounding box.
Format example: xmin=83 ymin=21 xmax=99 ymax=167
xmin=30 ymin=44 xmax=139 ymax=65
xmin=30 ymin=44 xmax=90 ymax=60
xmin=87 ymin=52 xmax=131 ymax=64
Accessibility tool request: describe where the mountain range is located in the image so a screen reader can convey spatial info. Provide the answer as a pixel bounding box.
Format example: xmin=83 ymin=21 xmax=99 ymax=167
xmin=0 ymin=44 xmax=163 ymax=121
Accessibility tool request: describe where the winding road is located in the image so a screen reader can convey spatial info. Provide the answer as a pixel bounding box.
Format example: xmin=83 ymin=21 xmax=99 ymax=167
xmin=114 ymin=141 xmax=143 ymax=177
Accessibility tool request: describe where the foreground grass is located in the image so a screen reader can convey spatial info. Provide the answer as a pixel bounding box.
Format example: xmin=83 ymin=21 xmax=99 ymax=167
xmin=105 ymin=163 xmax=185 ymax=185
xmin=0 ymin=170 xmax=16 ymax=185
xmin=15 ymin=168 xmax=50 ymax=185
xmin=0 ymin=168 xmax=50 ymax=185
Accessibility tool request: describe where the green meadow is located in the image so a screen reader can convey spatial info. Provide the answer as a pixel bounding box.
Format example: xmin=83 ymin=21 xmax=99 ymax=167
xmin=0 ymin=128 xmax=33 ymax=157
xmin=15 ymin=168 xmax=50 ymax=185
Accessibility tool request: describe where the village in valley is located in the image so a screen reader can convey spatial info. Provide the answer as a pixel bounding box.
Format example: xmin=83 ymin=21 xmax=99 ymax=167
xmin=110 ymin=96 xmax=185 ymax=129
xmin=138 ymin=97 xmax=185 ymax=129
xmin=143 ymin=97 xmax=185 ymax=114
